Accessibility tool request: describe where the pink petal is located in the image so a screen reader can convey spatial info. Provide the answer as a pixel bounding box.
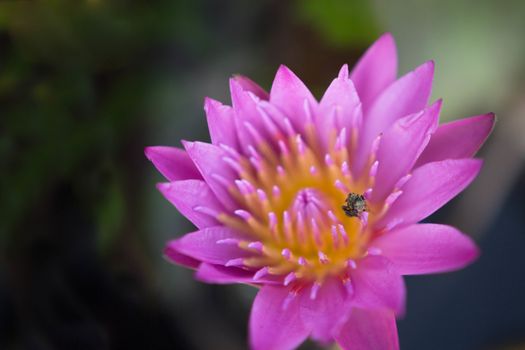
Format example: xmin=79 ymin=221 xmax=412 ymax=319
xmin=379 ymin=158 xmax=483 ymax=227
xmin=156 ymin=180 xmax=222 ymax=229
xmin=250 ymin=285 xmax=309 ymax=350
xmin=299 ymin=277 xmax=352 ymax=343
xmin=182 ymin=140 xmax=236 ymax=210
xmin=350 ymin=33 xmax=398 ymax=111
xmin=416 ymin=113 xmax=496 ymax=167
xmin=350 ymin=255 xmax=405 ymax=316
xmin=335 ymin=308 xmax=399 ymax=350
xmin=196 ymin=263 xmax=281 ymax=285
xmin=371 ymin=100 xmax=441 ymax=203
xmin=232 ymin=75 xmax=269 ymax=100
xmin=204 ymin=97 xmax=238 ymax=148
xmin=269 ymin=65 xmax=317 ymax=132
xmin=230 ymin=78 xmax=273 ymax=154
xmin=167 ymin=226 xmax=248 ymax=265
xmin=355 ymin=61 xmax=434 ymax=175
xmin=318 ymin=65 xmax=363 ymax=149
xmin=372 ymin=223 xmax=479 ymax=275
xmin=145 ymin=146 xmax=201 ymax=181
xmin=163 ymin=245 xmax=200 ymax=269
xmin=196 ymin=263 xmax=251 ymax=284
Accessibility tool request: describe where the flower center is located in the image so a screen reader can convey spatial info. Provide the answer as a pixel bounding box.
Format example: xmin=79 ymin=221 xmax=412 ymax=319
xmin=218 ymin=120 xmax=375 ymax=283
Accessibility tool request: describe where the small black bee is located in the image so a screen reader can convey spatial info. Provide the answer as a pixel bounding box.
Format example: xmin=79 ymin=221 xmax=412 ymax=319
xmin=342 ymin=192 xmax=367 ymax=218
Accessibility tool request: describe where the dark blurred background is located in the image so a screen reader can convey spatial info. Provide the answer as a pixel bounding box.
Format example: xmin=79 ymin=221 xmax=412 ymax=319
xmin=1 ymin=1 xmax=525 ymax=349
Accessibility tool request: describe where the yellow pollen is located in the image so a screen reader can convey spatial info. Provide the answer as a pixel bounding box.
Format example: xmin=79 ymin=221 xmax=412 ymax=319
xmin=220 ymin=130 xmax=377 ymax=283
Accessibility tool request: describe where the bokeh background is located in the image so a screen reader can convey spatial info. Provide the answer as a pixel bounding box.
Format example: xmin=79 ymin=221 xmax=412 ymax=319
xmin=1 ymin=1 xmax=525 ymax=349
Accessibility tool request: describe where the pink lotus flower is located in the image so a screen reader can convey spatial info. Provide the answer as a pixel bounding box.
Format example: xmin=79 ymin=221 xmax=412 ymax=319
xmin=146 ymin=33 xmax=494 ymax=350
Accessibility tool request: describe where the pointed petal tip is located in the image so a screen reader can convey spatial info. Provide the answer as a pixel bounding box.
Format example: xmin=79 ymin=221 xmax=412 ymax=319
xmin=229 ymin=75 xmax=238 ymax=86
xmin=274 ymin=64 xmax=297 ymax=81
xmin=203 ymin=96 xmax=218 ymax=110
xmin=471 ymin=158 xmax=484 ymax=173
xmin=376 ymin=32 xmax=396 ymax=50
xmin=144 ymin=146 xmax=154 ymax=160
xmin=181 ymin=139 xmax=194 ymax=150
xmin=165 ymin=237 xmax=181 ymax=250
xmin=144 ymin=145 xmax=202 ymax=181
xmin=338 ymin=64 xmax=349 ymax=79
xmin=155 ymin=182 xmax=170 ymax=192
xmin=203 ymin=97 xmax=229 ymax=116
xmin=368 ymin=32 xmax=397 ymax=55
xmin=401 ymin=60 xmax=434 ymax=81
xmin=479 ymin=112 xmax=497 ymax=126
xmin=228 ymin=76 xmax=243 ymax=96
xmin=230 ymin=74 xmax=269 ymax=100
xmin=402 ymin=58 xmax=436 ymax=85
xmin=144 ymin=146 xmax=166 ymax=161
xmin=451 ymin=157 xmax=485 ymax=180
xmin=462 ymin=235 xmax=481 ymax=265
xmin=468 ymin=243 xmax=481 ymax=264
xmin=277 ymin=63 xmax=290 ymax=72
xmin=162 ymin=242 xmax=201 ymax=269
xmin=163 ymin=242 xmax=180 ymax=260
xmin=485 ymin=112 xmax=497 ymax=131
xmin=381 ymin=31 xmax=394 ymax=40
xmin=425 ymin=60 xmax=435 ymax=74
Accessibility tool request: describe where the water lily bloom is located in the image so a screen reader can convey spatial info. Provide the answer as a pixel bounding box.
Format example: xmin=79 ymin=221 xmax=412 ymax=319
xmin=146 ymin=33 xmax=494 ymax=350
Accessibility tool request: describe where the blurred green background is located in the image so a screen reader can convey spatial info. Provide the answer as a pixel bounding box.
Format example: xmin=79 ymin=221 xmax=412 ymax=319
xmin=1 ymin=1 xmax=525 ymax=349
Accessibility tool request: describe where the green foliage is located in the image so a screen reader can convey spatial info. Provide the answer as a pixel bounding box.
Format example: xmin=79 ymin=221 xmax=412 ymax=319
xmin=0 ymin=0 xmax=186 ymax=250
xmin=95 ymin=171 xmax=125 ymax=253
xmin=295 ymin=0 xmax=380 ymax=47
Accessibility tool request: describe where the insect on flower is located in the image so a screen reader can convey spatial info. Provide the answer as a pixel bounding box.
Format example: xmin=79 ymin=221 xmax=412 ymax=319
xmin=342 ymin=192 xmax=368 ymax=218
xmin=146 ymin=33 xmax=494 ymax=350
